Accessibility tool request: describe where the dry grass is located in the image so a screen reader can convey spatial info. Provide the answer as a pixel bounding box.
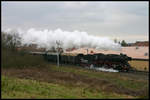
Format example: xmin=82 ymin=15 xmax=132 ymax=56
xmin=129 ymin=60 xmax=149 ymax=71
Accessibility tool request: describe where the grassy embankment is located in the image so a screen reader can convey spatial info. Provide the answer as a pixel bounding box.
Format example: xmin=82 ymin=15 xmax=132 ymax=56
xmin=2 ymin=64 xmax=149 ymax=99
xmin=2 ymin=65 xmax=149 ymax=98
xmin=2 ymin=75 xmax=136 ymax=99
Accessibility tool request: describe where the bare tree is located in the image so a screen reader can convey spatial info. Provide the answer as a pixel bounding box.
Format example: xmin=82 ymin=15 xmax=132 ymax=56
xmin=2 ymin=31 xmax=21 ymax=51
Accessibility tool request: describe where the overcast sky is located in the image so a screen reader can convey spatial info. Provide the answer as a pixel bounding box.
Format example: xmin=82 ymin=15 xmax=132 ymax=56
xmin=2 ymin=1 xmax=149 ymax=43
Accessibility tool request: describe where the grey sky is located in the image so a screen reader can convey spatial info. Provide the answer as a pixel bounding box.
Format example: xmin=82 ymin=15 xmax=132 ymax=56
xmin=2 ymin=1 xmax=149 ymax=43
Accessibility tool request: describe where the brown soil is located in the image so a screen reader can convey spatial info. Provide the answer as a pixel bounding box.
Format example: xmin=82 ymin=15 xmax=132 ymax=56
xmin=2 ymin=66 xmax=148 ymax=97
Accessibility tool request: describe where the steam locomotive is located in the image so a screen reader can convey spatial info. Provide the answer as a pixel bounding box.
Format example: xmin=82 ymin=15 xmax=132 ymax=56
xmin=43 ymin=52 xmax=132 ymax=72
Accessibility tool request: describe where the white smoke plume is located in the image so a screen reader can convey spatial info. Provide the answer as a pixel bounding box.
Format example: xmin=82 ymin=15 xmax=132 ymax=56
xmin=3 ymin=28 xmax=121 ymax=51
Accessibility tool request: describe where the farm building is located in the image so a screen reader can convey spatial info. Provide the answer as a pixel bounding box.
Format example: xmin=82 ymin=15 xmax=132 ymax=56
xmin=128 ymin=41 xmax=149 ymax=47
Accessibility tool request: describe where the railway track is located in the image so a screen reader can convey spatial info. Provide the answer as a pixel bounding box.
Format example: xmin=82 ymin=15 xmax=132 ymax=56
xmin=127 ymin=70 xmax=149 ymax=75
xmin=120 ymin=69 xmax=149 ymax=81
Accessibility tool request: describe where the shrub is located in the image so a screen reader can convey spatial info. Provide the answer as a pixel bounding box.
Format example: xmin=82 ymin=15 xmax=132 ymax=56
xmin=2 ymin=31 xmax=48 ymax=68
xmin=2 ymin=49 xmax=48 ymax=68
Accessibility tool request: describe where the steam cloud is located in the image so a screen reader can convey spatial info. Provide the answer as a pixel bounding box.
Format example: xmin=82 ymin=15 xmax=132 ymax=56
xmin=3 ymin=28 xmax=121 ymax=51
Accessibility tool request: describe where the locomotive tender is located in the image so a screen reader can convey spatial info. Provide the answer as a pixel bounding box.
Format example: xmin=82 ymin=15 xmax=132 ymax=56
xmin=43 ymin=52 xmax=132 ymax=72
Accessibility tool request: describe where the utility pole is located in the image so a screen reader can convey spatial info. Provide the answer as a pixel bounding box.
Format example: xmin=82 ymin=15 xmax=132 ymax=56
xmin=87 ymin=49 xmax=88 ymax=54
xmin=56 ymin=40 xmax=60 ymax=67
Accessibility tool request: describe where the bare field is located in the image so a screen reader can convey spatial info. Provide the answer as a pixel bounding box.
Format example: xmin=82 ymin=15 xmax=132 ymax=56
xmin=129 ymin=60 xmax=149 ymax=71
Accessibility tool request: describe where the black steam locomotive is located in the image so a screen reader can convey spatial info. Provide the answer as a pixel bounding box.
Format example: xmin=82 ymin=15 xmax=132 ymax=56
xmin=43 ymin=52 xmax=132 ymax=72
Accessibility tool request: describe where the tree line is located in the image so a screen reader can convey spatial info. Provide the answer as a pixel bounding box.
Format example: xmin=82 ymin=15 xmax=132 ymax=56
xmin=114 ymin=38 xmax=128 ymax=46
